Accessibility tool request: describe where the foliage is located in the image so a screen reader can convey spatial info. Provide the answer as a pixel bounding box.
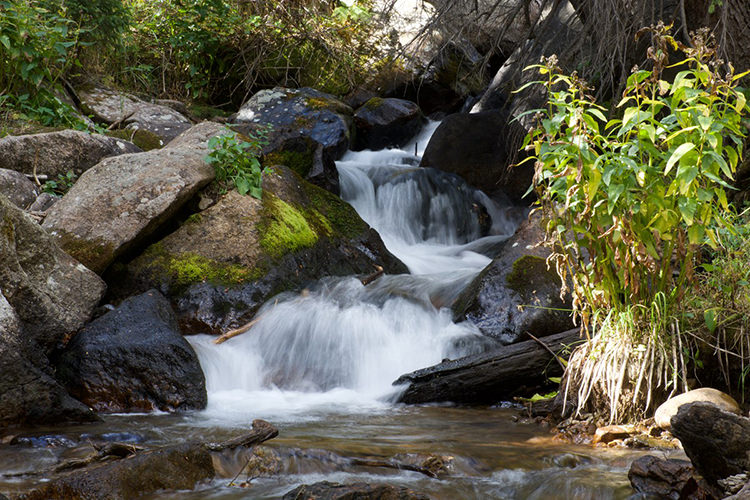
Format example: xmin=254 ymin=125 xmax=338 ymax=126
xmin=205 ymin=130 xmax=268 ymax=198
xmin=42 ymin=170 xmax=78 ymax=197
xmin=523 ymin=24 xmax=749 ymax=421
xmin=115 ymin=0 xmax=382 ymax=103
xmin=56 ymin=0 xmax=130 ymax=47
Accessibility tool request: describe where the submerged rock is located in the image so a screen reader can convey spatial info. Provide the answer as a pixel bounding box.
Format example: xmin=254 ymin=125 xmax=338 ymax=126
xmin=235 ymin=87 xmax=353 ymax=159
xmin=282 ymin=481 xmax=432 ymax=500
xmin=453 ymin=212 xmax=573 ymax=344
xmin=77 ymin=86 xmax=193 ymax=145
xmin=0 ymin=129 xmax=140 ymax=178
xmin=419 ymin=109 xmax=532 ymax=203
xmin=353 ymin=97 xmax=424 ymax=151
xmin=115 ymin=165 xmax=407 ymax=332
xmin=654 ymin=388 xmax=741 ymax=429
xmin=56 ymin=290 xmax=207 ymax=413
xmin=0 ymin=169 xmax=37 ymax=209
xmin=42 ymin=122 xmax=226 ymax=274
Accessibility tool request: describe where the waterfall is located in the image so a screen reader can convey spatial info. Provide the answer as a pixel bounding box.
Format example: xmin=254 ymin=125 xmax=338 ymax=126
xmin=189 ymin=121 xmax=523 ymax=422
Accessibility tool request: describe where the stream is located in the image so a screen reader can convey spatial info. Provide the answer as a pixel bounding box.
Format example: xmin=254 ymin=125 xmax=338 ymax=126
xmin=0 ymin=122 xmax=676 ymax=499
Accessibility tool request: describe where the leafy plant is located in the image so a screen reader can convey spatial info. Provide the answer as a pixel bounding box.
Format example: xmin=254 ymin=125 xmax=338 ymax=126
xmin=522 ymin=24 xmax=749 ymax=421
xmin=205 ymin=130 xmax=268 ymax=198
xmin=42 ymin=170 xmax=78 ymax=196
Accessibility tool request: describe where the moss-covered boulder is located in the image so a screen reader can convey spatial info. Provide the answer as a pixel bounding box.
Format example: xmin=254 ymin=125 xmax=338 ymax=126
xmin=114 ymin=166 xmax=407 ymax=333
xmin=453 ymin=211 xmax=573 ymax=344
xmin=234 ymin=87 xmax=353 ymax=159
xmin=353 ymin=97 xmax=424 ymax=151
xmin=42 ymin=122 xmax=227 ymax=274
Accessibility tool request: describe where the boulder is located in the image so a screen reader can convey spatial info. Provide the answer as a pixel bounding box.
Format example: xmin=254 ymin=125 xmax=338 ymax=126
xmin=0 ymin=129 xmax=141 ymax=178
xmin=259 ymin=131 xmax=340 ymax=194
xmin=282 ymin=481 xmax=431 ymax=500
xmin=77 ymin=86 xmax=193 ymax=145
xmin=419 ymin=110 xmax=532 ymax=203
xmin=654 ymin=388 xmax=741 ymax=429
xmin=628 ymin=455 xmax=707 ymax=500
xmin=115 ymin=165 xmax=407 ymax=333
xmin=670 ymin=402 xmax=750 ymax=483
xmin=42 ymin=122 xmax=227 ymax=274
xmin=0 ymin=169 xmax=37 ymax=209
xmin=0 ymin=194 xmax=106 ymax=353
xmin=56 ymin=290 xmax=207 ymax=413
xmin=234 ymin=87 xmax=353 ymax=159
xmin=0 ymin=292 xmax=97 ymax=427
xmin=453 ymin=212 xmax=573 ymax=344
xmin=353 ymin=98 xmax=424 ymax=150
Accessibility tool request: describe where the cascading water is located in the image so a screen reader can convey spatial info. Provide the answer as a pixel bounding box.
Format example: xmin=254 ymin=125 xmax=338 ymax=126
xmin=189 ymin=121 xmax=524 ymax=423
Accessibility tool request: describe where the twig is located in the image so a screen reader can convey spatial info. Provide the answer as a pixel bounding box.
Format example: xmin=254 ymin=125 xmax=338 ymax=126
xmin=360 ymin=265 xmax=384 ymax=286
xmin=107 ymin=111 xmax=135 ymax=131
xmin=206 ymin=419 xmax=278 ymax=452
xmin=526 ymin=330 xmax=567 ymax=369
xmin=213 ymin=300 xmax=277 ymax=344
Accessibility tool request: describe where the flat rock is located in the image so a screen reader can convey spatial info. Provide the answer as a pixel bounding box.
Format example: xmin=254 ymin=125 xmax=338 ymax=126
xmin=0 ymin=194 xmax=106 ymax=353
xmin=419 ymin=110 xmax=532 ymax=203
xmin=654 ymin=388 xmax=741 ymax=429
xmin=282 ymin=481 xmax=432 ymax=500
xmin=56 ymin=290 xmax=206 ymax=413
xmin=452 ymin=211 xmax=573 ymax=344
xmin=628 ymin=455 xmax=705 ymax=500
xmin=115 ymin=165 xmax=407 ymax=332
xmin=0 ymin=169 xmax=37 ymax=209
xmin=78 ymin=86 xmax=193 ymax=145
xmin=353 ymin=98 xmax=424 ymax=150
xmin=235 ymin=87 xmax=353 ymax=159
xmin=42 ymin=122 xmax=227 ymax=274
xmin=0 ymin=129 xmax=140 ymax=177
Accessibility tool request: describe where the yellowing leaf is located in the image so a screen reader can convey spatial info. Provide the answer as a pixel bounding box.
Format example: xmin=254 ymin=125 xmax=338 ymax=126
xmin=665 ymin=142 xmax=695 ymax=176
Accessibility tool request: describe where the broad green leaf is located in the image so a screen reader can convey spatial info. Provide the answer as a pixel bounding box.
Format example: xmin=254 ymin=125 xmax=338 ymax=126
xmin=735 ymin=91 xmax=747 ymax=113
xmin=665 ymin=142 xmax=695 ymax=176
xmin=678 ymin=197 xmax=697 ymax=225
xmin=704 ymin=309 xmax=717 ymax=333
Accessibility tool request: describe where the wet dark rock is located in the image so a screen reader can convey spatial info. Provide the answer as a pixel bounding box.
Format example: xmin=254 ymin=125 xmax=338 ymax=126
xmin=114 ymin=166 xmax=406 ymax=333
xmin=282 ymin=481 xmax=432 ymax=500
xmin=393 ymin=328 xmax=579 ymax=405
xmin=0 ymin=169 xmax=37 ymax=209
xmin=56 ymin=290 xmax=206 ymax=413
xmin=0 ymin=292 xmax=97 ymax=428
xmin=419 ymin=110 xmax=532 ymax=203
xmin=235 ymin=87 xmax=353 ymax=159
xmin=628 ymin=455 xmax=709 ymax=500
xmin=77 ymin=86 xmax=193 ymax=145
xmin=0 ymin=194 xmax=106 ymax=354
xmin=259 ymin=132 xmax=340 ymax=194
xmin=453 ymin=212 xmax=573 ymax=344
xmin=353 ymin=98 xmax=424 ymax=151
xmin=670 ymin=402 xmax=750 ymax=484
xmin=0 ymin=129 xmax=141 ymax=178
xmin=42 ymin=122 xmax=226 ymax=274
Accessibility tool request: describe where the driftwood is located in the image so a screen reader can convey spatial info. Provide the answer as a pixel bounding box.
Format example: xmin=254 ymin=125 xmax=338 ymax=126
xmin=213 ymin=316 xmax=263 ymax=345
xmin=360 ymin=265 xmax=384 ymax=286
xmin=393 ymin=328 xmax=582 ymax=405
xmin=206 ymin=419 xmax=279 ymax=451
xmin=349 ymin=456 xmax=445 ymax=479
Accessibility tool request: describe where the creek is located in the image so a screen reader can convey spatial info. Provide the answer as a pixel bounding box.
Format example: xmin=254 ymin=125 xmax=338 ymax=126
xmin=0 ymin=123 xmax=673 ymax=499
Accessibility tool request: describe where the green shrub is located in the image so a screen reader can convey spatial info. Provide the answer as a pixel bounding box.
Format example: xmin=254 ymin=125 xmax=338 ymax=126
xmin=205 ymin=130 xmax=268 ymax=198
xmin=523 ymin=24 xmax=749 ymax=421
xmin=42 ymin=170 xmax=78 ymax=197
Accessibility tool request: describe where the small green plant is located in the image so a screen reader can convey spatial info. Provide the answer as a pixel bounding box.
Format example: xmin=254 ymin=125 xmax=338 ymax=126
xmin=521 ymin=23 xmax=749 ymax=421
xmin=205 ymin=130 xmax=268 ymax=199
xmin=42 ymin=170 xmax=78 ymax=196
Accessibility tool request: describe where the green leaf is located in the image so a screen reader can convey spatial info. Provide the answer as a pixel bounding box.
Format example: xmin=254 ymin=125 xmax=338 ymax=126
xmin=665 ymin=142 xmax=695 ymax=176
xmin=678 ymin=197 xmax=697 ymax=225
xmin=704 ymin=309 xmax=717 ymax=333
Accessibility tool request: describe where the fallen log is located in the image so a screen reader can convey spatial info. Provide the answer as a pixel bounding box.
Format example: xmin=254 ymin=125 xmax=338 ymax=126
xmin=393 ymin=328 xmax=582 ymax=405
xmin=16 ymin=420 xmax=278 ymax=500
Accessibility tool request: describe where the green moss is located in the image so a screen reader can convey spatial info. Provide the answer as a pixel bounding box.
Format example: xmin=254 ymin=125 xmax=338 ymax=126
xmin=506 ymin=255 xmax=551 ymax=293
xmin=363 ymin=97 xmax=384 ymax=111
xmin=55 ymin=231 xmax=115 ymax=274
xmin=106 ymin=128 xmax=163 ymax=151
xmin=263 ymin=149 xmax=314 ymax=178
xmin=306 ymin=96 xmax=332 ymax=110
xmin=304 ymin=182 xmax=368 ymax=239
xmin=188 ymin=103 xmax=230 ymax=120
xmin=259 ymin=194 xmax=319 ymax=259
xmin=293 ymin=115 xmax=314 ymax=129
xmin=185 ymin=213 xmax=202 ymax=225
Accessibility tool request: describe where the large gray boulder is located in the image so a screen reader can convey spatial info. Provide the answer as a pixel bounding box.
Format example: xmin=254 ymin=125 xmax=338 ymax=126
xmin=654 ymin=388 xmax=741 ymax=429
xmin=453 ymin=211 xmax=573 ymax=344
xmin=56 ymin=290 xmax=206 ymax=413
xmin=78 ymin=86 xmax=193 ymax=145
xmin=42 ymin=122 xmax=227 ymax=274
xmin=0 ymin=168 xmax=37 ymax=209
xmin=0 ymin=292 xmax=97 ymax=427
xmin=0 ymin=129 xmax=140 ymax=178
xmin=0 ymin=194 xmax=106 ymax=353
xmin=113 ymin=165 xmax=407 ymax=333
xmin=234 ymin=87 xmax=353 ymax=159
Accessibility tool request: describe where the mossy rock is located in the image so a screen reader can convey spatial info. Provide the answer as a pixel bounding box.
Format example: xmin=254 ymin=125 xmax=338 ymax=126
xmin=106 ymin=128 xmax=164 ymax=151
xmin=115 ymin=166 xmax=404 ymax=332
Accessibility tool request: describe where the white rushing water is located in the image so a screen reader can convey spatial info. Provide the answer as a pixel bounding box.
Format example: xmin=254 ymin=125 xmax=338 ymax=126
xmin=189 ymin=121 xmax=523 ymax=424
